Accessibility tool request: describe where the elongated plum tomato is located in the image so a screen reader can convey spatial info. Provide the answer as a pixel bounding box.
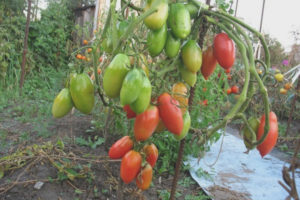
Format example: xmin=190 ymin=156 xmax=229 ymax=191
xmin=143 ymin=143 xmax=158 ymax=167
xmin=257 ymin=112 xmax=278 ymax=157
xmin=136 ymin=164 xmax=153 ymax=190
xmin=213 ymin=33 xmax=235 ymax=69
xmin=70 ymin=73 xmax=94 ymax=114
xmin=52 ymin=88 xmax=73 ymax=118
xmin=201 ymin=46 xmax=218 ymax=80
xmin=134 ymin=106 xmax=160 ymax=141
xmin=143 ymin=0 xmax=168 ymax=30
xmin=172 ymin=82 xmax=188 ymax=114
xmin=174 ymin=111 xmax=191 ymax=141
xmin=158 ymin=93 xmax=183 ymax=135
xmin=181 ymin=40 xmax=202 ymax=73
xmin=108 ymin=136 xmax=133 ymax=159
xmin=120 ymin=150 xmax=142 ymax=184
xmin=123 ymin=105 xmax=136 ymax=119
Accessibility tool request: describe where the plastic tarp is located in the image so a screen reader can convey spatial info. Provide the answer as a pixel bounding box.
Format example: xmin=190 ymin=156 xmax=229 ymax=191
xmin=186 ymin=130 xmax=300 ymax=200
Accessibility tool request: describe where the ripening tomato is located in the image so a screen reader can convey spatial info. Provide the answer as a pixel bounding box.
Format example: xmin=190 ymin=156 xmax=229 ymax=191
xmin=284 ymin=83 xmax=292 ymax=90
xmin=108 ymin=136 xmax=133 ymax=159
xmin=227 ymin=88 xmax=232 ymax=95
xmin=120 ymin=150 xmax=142 ymax=184
xmin=144 ymin=0 xmax=168 ymax=30
xmin=143 ymin=143 xmax=158 ymax=167
xmin=134 ymin=106 xmax=160 ymax=141
xmin=213 ymin=33 xmax=235 ymax=69
xmin=257 ymin=112 xmax=278 ymax=157
xmin=231 ymin=85 xmax=239 ymax=94
xmin=201 ymin=46 xmax=217 ymax=80
xmin=87 ymin=48 xmax=92 ymax=53
xmin=158 ymin=93 xmax=183 ymax=135
xmin=136 ymin=164 xmax=153 ymax=190
xmin=123 ymin=105 xmax=136 ymax=119
xmin=76 ymin=54 xmax=82 ymax=59
xmin=225 ymin=68 xmax=231 ymax=74
xmin=172 ymin=82 xmax=188 ymax=114
xmin=82 ymin=56 xmax=86 ymax=60
xmin=279 ymin=88 xmax=287 ymax=95
xmin=181 ymin=40 xmax=202 ymax=73
xmin=83 ymin=39 xmax=88 ymax=45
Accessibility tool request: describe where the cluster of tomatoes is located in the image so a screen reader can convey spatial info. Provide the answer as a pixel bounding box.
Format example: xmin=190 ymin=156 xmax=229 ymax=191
xmin=242 ymin=112 xmax=279 ymax=157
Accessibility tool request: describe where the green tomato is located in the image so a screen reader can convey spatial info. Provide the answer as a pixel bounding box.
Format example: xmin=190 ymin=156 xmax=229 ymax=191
xmin=174 ymin=111 xmax=191 ymax=140
xmin=165 ymin=32 xmax=181 ymax=58
xmin=70 ymin=73 xmax=94 ymax=114
xmin=178 ymin=62 xmax=197 ymax=87
xmin=52 ymin=88 xmax=73 ymax=118
xmin=168 ymin=3 xmax=191 ymax=39
xmin=103 ymin=54 xmax=130 ymax=98
xmin=185 ymin=3 xmax=198 ymax=18
xmin=147 ymin=23 xmax=167 ymax=57
xmin=243 ymin=117 xmax=260 ymax=150
xmin=120 ymin=68 xmax=143 ymax=106
xmin=144 ymin=0 xmax=168 ymax=30
xmin=130 ymin=71 xmax=152 ymax=114
xmin=181 ymin=40 xmax=202 ymax=73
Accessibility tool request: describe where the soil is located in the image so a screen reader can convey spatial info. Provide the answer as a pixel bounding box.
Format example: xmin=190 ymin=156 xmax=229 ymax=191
xmin=0 ymin=112 xmax=206 ymax=200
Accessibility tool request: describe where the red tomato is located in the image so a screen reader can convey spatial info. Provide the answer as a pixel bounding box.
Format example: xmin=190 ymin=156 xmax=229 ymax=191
xmin=120 ymin=150 xmax=142 ymax=184
xmin=213 ymin=33 xmax=235 ymax=69
xmin=76 ymin=54 xmax=82 ymax=59
xmin=108 ymin=136 xmax=133 ymax=159
xmin=136 ymin=164 xmax=153 ymax=190
xmin=202 ymin=99 xmax=208 ymax=106
xmin=257 ymin=112 xmax=278 ymax=157
xmin=227 ymin=88 xmax=232 ymax=95
xmin=123 ymin=105 xmax=136 ymax=119
xmin=203 ymin=87 xmax=207 ymax=92
xmin=231 ymin=85 xmax=239 ymax=94
xmin=158 ymin=93 xmax=183 ymax=135
xmin=201 ymin=46 xmax=218 ymax=80
xmin=134 ymin=106 xmax=159 ymax=141
xmin=225 ymin=68 xmax=231 ymax=74
xmin=143 ymin=143 xmax=158 ymax=167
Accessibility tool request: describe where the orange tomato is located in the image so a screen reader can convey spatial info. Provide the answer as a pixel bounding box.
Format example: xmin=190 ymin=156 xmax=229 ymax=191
xmin=82 ymin=56 xmax=86 ymax=60
xmin=284 ymin=83 xmax=292 ymax=90
xmin=143 ymin=144 xmax=158 ymax=167
xmin=97 ymin=68 xmax=101 ymax=75
xmin=76 ymin=54 xmax=82 ymax=59
xmin=99 ymin=56 xmax=103 ymax=62
xmin=227 ymin=88 xmax=232 ymax=95
xmin=87 ymin=48 xmax=92 ymax=53
xmin=83 ymin=39 xmax=88 ymax=45
xmin=279 ymin=88 xmax=287 ymax=94
xmin=136 ymin=164 xmax=153 ymax=190
xmin=171 ymin=82 xmax=188 ymax=114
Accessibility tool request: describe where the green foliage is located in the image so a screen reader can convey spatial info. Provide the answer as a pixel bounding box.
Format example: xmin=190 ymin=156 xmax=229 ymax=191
xmin=28 ymin=0 xmax=74 ymax=70
xmin=75 ymin=136 xmax=105 ymax=149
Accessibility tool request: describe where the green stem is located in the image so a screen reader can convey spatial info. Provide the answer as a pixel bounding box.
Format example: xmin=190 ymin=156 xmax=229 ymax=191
xmin=121 ymin=0 xmax=144 ymax=11
xmin=204 ymin=16 xmax=250 ymax=140
xmin=255 ymin=59 xmax=268 ymax=80
xmin=235 ymin=113 xmax=256 ymax=144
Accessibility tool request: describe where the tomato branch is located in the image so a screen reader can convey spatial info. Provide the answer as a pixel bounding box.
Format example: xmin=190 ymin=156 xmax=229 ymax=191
xmin=121 ymin=0 xmax=144 ymax=12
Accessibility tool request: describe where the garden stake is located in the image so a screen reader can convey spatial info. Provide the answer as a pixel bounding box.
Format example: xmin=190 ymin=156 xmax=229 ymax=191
xmin=19 ymin=0 xmax=31 ymax=94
